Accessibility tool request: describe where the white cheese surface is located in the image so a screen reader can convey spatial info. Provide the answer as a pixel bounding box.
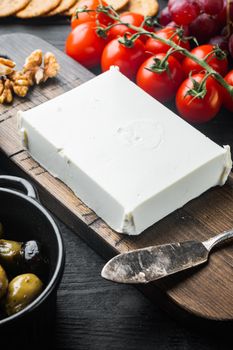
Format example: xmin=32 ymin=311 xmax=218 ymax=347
xmin=18 ymin=67 xmax=232 ymax=235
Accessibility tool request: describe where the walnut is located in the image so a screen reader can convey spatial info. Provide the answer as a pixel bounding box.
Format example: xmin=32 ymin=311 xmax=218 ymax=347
xmin=0 ymin=57 xmax=16 ymax=76
xmin=43 ymin=52 xmax=60 ymax=82
xmin=23 ymin=49 xmax=43 ymax=71
xmin=22 ymin=50 xmax=60 ymax=85
xmin=0 ymin=50 xmax=59 ymax=104
xmin=33 ymin=67 xmax=44 ymax=85
xmin=9 ymin=71 xmax=30 ymax=97
xmin=0 ymin=78 xmax=13 ymax=104
xmin=23 ymin=49 xmax=44 ymax=85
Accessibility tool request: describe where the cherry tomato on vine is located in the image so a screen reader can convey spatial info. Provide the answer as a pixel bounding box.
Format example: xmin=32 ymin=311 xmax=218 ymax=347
xmin=71 ymin=0 xmax=113 ymax=29
xmin=101 ymin=37 xmax=145 ymax=80
xmin=182 ymin=44 xmax=228 ymax=77
xmin=222 ymin=70 xmax=233 ymax=112
xmin=145 ymin=27 xmax=190 ymax=62
xmin=176 ymin=73 xmax=222 ymax=123
xmin=66 ymin=21 xmax=108 ymax=69
xmin=136 ymin=53 xmax=184 ymax=103
xmin=109 ymin=12 xmax=154 ymax=43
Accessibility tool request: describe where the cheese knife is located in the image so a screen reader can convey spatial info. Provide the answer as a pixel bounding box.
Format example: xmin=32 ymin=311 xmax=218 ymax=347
xmin=101 ymin=230 xmax=233 ymax=284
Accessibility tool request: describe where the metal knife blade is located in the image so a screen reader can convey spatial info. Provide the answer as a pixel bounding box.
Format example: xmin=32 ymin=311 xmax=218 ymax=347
xmin=101 ymin=241 xmax=209 ymax=284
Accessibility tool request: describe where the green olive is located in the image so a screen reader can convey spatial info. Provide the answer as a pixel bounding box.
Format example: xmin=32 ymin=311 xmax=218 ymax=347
xmin=0 ymin=223 xmax=3 ymax=238
xmin=0 ymin=264 xmax=8 ymax=299
xmin=0 ymin=239 xmax=23 ymax=268
xmin=5 ymin=273 xmax=43 ymax=315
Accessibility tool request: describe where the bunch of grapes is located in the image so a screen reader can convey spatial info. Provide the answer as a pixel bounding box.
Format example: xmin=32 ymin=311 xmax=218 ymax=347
xmin=159 ymin=0 xmax=233 ymax=58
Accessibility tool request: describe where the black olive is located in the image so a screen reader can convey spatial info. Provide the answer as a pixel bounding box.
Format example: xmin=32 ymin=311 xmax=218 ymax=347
xmin=21 ymin=240 xmax=48 ymax=278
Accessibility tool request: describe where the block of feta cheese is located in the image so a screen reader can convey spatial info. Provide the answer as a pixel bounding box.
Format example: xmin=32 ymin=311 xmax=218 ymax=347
xmin=18 ymin=67 xmax=232 ymax=235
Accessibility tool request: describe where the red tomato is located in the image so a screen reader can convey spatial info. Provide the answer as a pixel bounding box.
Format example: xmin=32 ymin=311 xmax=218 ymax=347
xmin=71 ymin=0 xmax=113 ymax=29
xmin=101 ymin=38 xmax=145 ymax=80
xmin=136 ymin=54 xmax=184 ymax=103
xmin=176 ymin=73 xmax=222 ymax=123
xmin=66 ymin=22 xmax=108 ymax=69
xmin=145 ymin=27 xmax=190 ymax=62
xmin=182 ymin=44 xmax=228 ymax=77
xmin=109 ymin=12 xmax=153 ymax=43
xmin=222 ymin=70 xmax=233 ymax=112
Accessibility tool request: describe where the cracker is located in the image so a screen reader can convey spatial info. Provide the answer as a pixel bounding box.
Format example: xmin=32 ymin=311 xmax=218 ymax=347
xmin=0 ymin=0 xmax=30 ymax=17
xmin=129 ymin=0 xmax=159 ymax=17
xmin=46 ymin=0 xmax=77 ymax=16
xmin=16 ymin=0 xmax=62 ymax=18
xmin=63 ymin=1 xmax=79 ymax=16
xmin=105 ymin=0 xmax=129 ymax=11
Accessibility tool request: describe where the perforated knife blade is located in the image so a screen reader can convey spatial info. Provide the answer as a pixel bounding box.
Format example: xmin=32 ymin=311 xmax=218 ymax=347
xmin=101 ymin=230 xmax=233 ymax=284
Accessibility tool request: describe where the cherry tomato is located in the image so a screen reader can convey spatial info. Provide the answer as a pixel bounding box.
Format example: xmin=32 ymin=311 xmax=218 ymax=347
xmin=222 ymin=70 xmax=233 ymax=112
xmin=136 ymin=53 xmax=184 ymax=103
xmin=145 ymin=27 xmax=190 ymax=62
xmin=166 ymin=21 xmax=189 ymax=36
xmin=176 ymin=73 xmax=222 ymax=123
xmin=101 ymin=38 xmax=145 ymax=80
xmin=109 ymin=12 xmax=153 ymax=43
xmin=71 ymin=0 xmax=113 ymax=29
xmin=182 ymin=44 xmax=228 ymax=77
xmin=66 ymin=21 xmax=108 ymax=69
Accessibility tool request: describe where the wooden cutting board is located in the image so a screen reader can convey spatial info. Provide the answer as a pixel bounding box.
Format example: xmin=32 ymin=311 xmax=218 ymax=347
xmin=0 ymin=33 xmax=233 ymax=324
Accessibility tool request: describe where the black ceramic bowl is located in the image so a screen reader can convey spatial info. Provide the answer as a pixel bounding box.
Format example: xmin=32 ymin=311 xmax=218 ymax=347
xmin=0 ymin=175 xmax=65 ymax=347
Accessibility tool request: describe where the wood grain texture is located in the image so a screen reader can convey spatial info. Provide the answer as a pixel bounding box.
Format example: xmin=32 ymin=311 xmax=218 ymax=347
xmin=0 ymin=33 xmax=233 ymax=323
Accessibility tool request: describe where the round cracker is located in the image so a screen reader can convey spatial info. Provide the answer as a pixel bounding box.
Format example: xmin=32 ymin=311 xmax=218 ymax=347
xmin=105 ymin=0 xmax=129 ymax=11
xmin=63 ymin=1 xmax=79 ymax=16
xmin=16 ymin=0 xmax=62 ymax=18
xmin=0 ymin=0 xmax=30 ymax=17
xmin=46 ymin=0 xmax=77 ymax=16
xmin=129 ymin=0 xmax=159 ymax=17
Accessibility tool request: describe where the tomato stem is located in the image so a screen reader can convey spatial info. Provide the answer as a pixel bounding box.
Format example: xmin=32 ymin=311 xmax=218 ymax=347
xmin=158 ymin=46 xmax=183 ymax=68
xmin=127 ymin=24 xmax=233 ymax=97
xmin=118 ymin=34 xmax=135 ymax=47
xmin=203 ymin=46 xmax=227 ymax=62
xmin=90 ymin=2 xmax=233 ymax=97
xmin=147 ymin=57 xmax=169 ymax=74
xmin=185 ymin=73 xmax=212 ymax=101
xmin=141 ymin=16 xmax=160 ymax=29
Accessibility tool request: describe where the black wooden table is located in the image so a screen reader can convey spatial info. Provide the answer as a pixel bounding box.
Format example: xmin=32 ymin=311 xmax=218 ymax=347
xmin=0 ymin=7 xmax=232 ymax=350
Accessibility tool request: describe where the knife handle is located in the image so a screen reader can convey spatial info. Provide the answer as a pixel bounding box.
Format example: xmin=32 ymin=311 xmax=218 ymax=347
xmin=203 ymin=229 xmax=233 ymax=251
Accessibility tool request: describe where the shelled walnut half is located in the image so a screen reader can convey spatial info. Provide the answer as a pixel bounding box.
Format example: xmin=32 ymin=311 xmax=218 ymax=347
xmin=0 ymin=57 xmax=15 ymax=76
xmin=0 ymin=78 xmax=13 ymax=104
xmin=0 ymin=50 xmax=60 ymax=104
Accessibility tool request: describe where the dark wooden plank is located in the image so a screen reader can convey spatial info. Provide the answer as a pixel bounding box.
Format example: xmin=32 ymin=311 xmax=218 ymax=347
xmin=0 ymin=32 xmax=233 ymax=323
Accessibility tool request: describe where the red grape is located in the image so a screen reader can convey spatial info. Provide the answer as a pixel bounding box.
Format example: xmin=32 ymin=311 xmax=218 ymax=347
xmin=159 ymin=6 xmax=172 ymax=26
xmin=189 ymin=13 xmax=219 ymax=44
xmin=168 ymin=0 xmax=177 ymax=11
xmin=217 ymin=0 xmax=227 ymax=26
xmin=169 ymin=0 xmax=200 ymax=25
xmin=198 ymin=0 xmax=224 ymax=15
xmin=209 ymin=35 xmax=229 ymax=53
xmin=217 ymin=0 xmax=233 ymax=27
xmin=229 ymin=34 xmax=233 ymax=58
xmin=221 ymin=25 xmax=229 ymax=37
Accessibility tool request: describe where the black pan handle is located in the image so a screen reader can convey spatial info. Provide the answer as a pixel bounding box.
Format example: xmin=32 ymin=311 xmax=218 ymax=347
xmin=0 ymin=175 xmax=38 ymax=200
